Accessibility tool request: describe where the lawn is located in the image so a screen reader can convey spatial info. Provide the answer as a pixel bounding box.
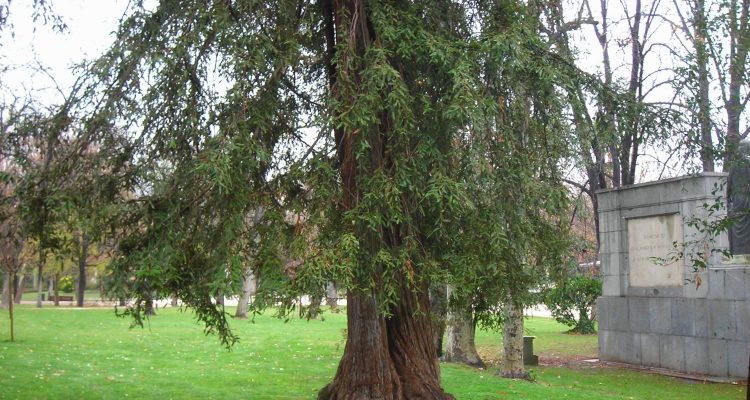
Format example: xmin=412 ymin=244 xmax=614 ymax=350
xmin=0 ymin=306 xmax=744 ymax=399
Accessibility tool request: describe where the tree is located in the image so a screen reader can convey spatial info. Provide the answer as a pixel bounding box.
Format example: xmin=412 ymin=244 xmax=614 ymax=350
xmin=58 ymin=1 xmax=597 ymax=398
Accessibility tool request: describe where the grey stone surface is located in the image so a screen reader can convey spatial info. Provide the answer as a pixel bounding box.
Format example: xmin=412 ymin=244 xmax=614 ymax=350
xmin=671 ymin=298 xmax=695 ymax=336
xmin=709 ymin=300 xmax=736 ymax=340
xmin=709 ymin=339 xmax=728 ymax=376
xmin=597 ymin=174 xmax=748 ymax=379
xmin=727 ymin=341 xmax=749 ymax=378
xmin=648 ymin=298 xmax=672 ymax=334
xmin=660 ymin=335 xmax=686 ymax=371
xmin=708 ymin=269 xmax=725 ymax=300
xmin=737 ymin=301 xmax=750 ymax=340
xmin=640 ymin=333 xmax=661 ymax=367
xmin=683 ymin=272 xmax=709 ymax=299
xmin=684 ymin=337 xmax=709 ymax=374
xmin=628 ymin=297 xmax=650 ymax=333
xmin=602 ymin=273 xmax=622 ymax=297
xmin=725 ymin=269 xmax=748 ymax=300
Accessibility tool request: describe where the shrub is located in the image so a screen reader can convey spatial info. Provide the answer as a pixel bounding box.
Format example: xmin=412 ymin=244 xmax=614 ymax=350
xmin=58 ymin=276 xmax=74 ymax=293
xmin=543 ymin=275 xmax=602 ymax=334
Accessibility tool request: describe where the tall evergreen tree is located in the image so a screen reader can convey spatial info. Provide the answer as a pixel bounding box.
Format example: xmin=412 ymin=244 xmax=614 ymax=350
xmin=73 ymin=1 xmax=583 ymax=398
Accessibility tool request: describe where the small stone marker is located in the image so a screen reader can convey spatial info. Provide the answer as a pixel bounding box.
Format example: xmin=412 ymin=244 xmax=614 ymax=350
xmin=523 ymin=336 xmax=538 ymax=366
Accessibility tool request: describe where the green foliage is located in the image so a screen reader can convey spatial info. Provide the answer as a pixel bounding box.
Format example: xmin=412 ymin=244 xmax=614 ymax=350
xmin=57 ymin=275 xmax=74 ymax=293
xmin=543 ymin=275 xmax=602 ymax=334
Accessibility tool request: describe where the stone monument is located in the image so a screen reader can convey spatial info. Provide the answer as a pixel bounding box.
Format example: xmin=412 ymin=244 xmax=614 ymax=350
xmin=597 ymin=173 xmax=749 ymax=379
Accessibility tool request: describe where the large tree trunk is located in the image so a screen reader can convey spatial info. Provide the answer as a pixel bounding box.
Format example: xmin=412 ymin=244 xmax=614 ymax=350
xmin=319 ymin=286 xmax=452 ymax=400
xmin=318 ymin=0 xmax=452 ymax=397
xmin=76 ymin=232 xmax=89 ymax=307
xmin=429 ymin=283 xmax=447 ymax=357
xmin=235 ymin=270 xmax=256 ymax=319
xmin=500 ymin=303 xmax=528 ymax=379
xmin=443 ymin=309 xmax=484 ymax=368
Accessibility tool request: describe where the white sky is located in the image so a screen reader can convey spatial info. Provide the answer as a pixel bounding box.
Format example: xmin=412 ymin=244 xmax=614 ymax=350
xmin=1 ymin=0 xmax=733 ymax=183
xmin=1 ymin=0 xmax=127 ymax=103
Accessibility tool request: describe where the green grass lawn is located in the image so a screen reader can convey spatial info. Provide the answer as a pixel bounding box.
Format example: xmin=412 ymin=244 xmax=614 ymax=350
xmin=0 ymin=306 xmax=744 ymax=399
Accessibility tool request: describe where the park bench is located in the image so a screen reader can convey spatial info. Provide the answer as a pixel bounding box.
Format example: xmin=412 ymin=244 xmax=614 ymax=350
xmin=48 ymin=295 xmax=74 ymax=302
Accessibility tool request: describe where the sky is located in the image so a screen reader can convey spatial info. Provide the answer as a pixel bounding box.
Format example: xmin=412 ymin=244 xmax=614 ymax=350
xmin=1 ymin=0 xmax=128 ymax=103
xmin=0 ymin=0 xmax=722 ymax=182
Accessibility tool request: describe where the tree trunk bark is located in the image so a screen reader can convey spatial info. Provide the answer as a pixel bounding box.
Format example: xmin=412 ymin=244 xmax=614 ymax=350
xmin=500 ymin=303 xmax=528 ymax=379
xmin=429 ymin=283 xmax=447 ymax=357
xmin=76 ymin=232 xmax=88 ymax=307
xmin=14 ymin=274 xmax=25 ymax=304
xmin=1 ymin=270 xmax=9 ymax=309
xmin=444 ymin=309 xmax=484 ymax=368
xmin=9 ymin=270 xmax=14 ymax=342
xmin=319 ymin=287 xmax=452 ymax=400
xmin=235 ymin=270 xmax=255 ymax=319
xmin=53 ymin=273 xmax=60 ymax=307
xmin=318 ymin=0 xmax=452 ymax=397
xmin=36 ymin=241 xmax=45 ymax=308
xmin=307 ymin=294 xmax=323 ymax=319
xmin=144 ymin=296 xmax=156 ymax=316
xmin=326 ymin=282 xmax=339 ymax=312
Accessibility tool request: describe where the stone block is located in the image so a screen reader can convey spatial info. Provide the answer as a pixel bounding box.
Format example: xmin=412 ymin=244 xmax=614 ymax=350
xmin=736 ymin=301 xmax=750 ymax=340
xmin=693 ymin=300 xmax=709 ymax=337
xmin=684 ymin=337 xmax=709 ymax=374
xmin=602 ymin=274 xmax=621 ymax=297
xmin=727 ymin=341 xmax=749 ymax=379
xmin=597 ymin=191 xmax=619 ymax=212
xmin=708 ymin=269 xmax=725 ymax=300
xmin=649 ymin=298 xmax=671 ymax=334
xmin=619 ymin=331 xmax=641 ymax=364
xmin=708 ymin=339 xmax=728 ymax=377
xmin=608 ymin=297 xmax=629 ymax=331
xmin=640 ymin=333 xmax=661 ymax=367
xmin=600 ymin=211 xmax=623 ymax=233
xmin=598 ymin=297 xmax=628 ymax=331
xmin=671 ymin=298 xmax=696 ymax=336
xmin=628 ymin=297 xmax=650 ymax=333
xmin=709 ymin=300 xmax=736 ymax=340
xmin=660 ymin=335 xmax=685 ymax=371
xmin=684 ymin=272 xmax=709 ymax=299
xmin=600 ymin=252 xmax=618 ymax=276
xmin=598 ymin=329 xmax=615 ymax=361
xmin=725 ymin=269 xmax=748 ymax=300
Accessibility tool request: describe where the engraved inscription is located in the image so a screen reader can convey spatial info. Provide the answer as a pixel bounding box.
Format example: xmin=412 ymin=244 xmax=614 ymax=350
xmin=628 ymin=214 xmax=683 ymax=287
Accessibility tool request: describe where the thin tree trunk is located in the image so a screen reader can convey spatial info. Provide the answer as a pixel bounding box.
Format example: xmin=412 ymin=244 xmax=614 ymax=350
xmin=14 ymin=274 xmax=25 ymax=304
xmin=170 ymin=295 xmax=178 ymax=307
xmin=443 ymin=307 xmax=484 ymax=368
xmin=53 ymin=273 xmax=60 ymax=307
xmin=325 ymin=282 xmax=339 ymax=312
xmin=9 ymin=270 xmax=14 ymax=342
xmin=36 ymin=241 xmax=44 ymax=308
xmin=500 ymin=303 xmax=528 ymax=379
xmin=76 ymin=232 xmax=88 ymax=307
xmin=144 ymin=296 xmax=156 ymax=316
xmin=429 ymin=283 xmax=447 ymax=357
xmin=235 ymin=270 xmax=255 ymax=319
xmin=1 ymin=270 xmax=9 ymax=309
xmin=694 ymin=0 xmax=715 ymax=172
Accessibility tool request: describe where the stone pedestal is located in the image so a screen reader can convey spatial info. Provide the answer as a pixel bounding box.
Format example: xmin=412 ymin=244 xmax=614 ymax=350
xmin=597 ymin=173 xmax=749 ymax=379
